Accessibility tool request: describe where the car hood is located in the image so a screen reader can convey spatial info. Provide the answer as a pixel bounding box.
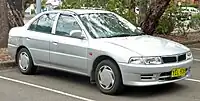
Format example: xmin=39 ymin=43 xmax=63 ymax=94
xmin=100 ymin=35 xmax=189 ymax=56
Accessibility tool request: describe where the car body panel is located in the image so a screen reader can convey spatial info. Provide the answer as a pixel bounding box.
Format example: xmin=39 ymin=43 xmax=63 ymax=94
xmin=8 ymin=27 xmax=28 ymax=60
xmin=8 ymin=26 xmax=52 ymax=66
xmin=23 ymin=30 xmax=51 ymax=66
xmin=95 ymin=35 xmax=190 ymax=56
xmin=118 ymin=59 xmax=192 ymax=86
xmin=49 ymin=35 xmax=89 ymax=74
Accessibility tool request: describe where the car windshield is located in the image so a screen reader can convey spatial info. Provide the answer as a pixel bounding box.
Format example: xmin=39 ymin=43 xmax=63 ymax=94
xmin=78 ymin=13 xmax=143 ymax=38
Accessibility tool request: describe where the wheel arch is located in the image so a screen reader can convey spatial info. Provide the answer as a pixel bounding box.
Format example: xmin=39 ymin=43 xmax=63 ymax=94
xmin=90 ymin=55 xmax=122 ymax=83
xmin=15 ymin=46 xmax=33 ymax=64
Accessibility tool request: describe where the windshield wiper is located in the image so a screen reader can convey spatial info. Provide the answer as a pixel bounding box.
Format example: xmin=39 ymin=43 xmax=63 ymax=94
xmin=98 ymin=33 xmax=143 ymax=39
xmin=107 ymin=34 xmax=141 ymax=38
xmin=108 ymin=34 xmax=132 ymax=38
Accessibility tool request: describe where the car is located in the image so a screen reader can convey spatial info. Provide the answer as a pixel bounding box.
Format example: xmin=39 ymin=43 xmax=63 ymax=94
xmin=181 ymin=7 xmax=200 ymax=15
xmin=8 ymin=9 xmax=193 ymax=95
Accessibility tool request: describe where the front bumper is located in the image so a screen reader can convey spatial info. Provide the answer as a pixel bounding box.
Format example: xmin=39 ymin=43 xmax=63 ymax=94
xmin=118 ymin=59 xmax=193 ymax=86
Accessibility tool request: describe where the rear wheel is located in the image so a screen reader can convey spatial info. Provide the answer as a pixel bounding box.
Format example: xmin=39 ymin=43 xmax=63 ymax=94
xmin=95 ymin=59 xmax=124 ymax=95
xmin=17 ymin=48 xmax=37 ymax=75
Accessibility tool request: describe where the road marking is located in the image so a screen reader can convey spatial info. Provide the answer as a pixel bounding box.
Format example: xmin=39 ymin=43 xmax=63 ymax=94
xmin=0 ymin=76 xmax=95 ymax=101
xmin=186 ymin=78 xmax=200 ymax=83
xmin=191 ymin=48 xmax=200 ymax=51
xmin=194 ymin=59 xmax=200 ymax=62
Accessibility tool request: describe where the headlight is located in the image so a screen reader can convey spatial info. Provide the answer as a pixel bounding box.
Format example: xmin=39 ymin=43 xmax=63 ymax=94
xmin=186 ymin=51 xmax=193 ymax=60
xmin=129 ymin=57 xmax=162 ymax=65
xmin=143 ymin=57 xmax=162 ymax=65
xmin=128 ymin=57 xmax=144 ymax=64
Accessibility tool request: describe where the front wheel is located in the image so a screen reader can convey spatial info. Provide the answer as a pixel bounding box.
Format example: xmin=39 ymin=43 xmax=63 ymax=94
xmin=95 ymin=59 xmax=124 ymax=95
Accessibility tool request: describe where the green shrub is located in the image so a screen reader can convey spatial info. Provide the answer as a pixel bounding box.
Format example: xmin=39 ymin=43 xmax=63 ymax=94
xmin=188 ymin=14 xmax=200 ymax=30
xmin=156 ymin=15 xmax=176 ymax=34
xmin=155 ymin=1 xmax=178 ymax=34
xmin=41 ymin=0 xmax=47 ymax=9
xmin=155 ymin=1 xmax=190 ymax=35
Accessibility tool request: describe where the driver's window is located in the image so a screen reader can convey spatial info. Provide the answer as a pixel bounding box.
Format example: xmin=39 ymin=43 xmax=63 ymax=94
xmin=55 ymin=14 xmax=81 ymax=37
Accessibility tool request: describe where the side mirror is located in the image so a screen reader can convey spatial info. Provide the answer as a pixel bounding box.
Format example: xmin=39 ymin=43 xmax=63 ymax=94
xmin=136 ymin=27 xmax=142 ymax=30
xmin=135 ymin=27 xmax=145 ymax=35
xmin=135 ymin=27 xmax=142 ymax=32
xmin=70 ymin=30 xmax=86 ymax=39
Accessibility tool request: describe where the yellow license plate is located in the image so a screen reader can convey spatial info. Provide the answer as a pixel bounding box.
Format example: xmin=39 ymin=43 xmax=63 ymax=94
xmin=171 ymin=68 xmax=186 ymax=77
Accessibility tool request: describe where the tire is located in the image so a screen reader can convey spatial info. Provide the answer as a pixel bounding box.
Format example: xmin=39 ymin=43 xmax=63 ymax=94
xmin=95 ymin=59 xmax=124 ymax=95
xmin=17 ymin=48 xmax=37 ymax=75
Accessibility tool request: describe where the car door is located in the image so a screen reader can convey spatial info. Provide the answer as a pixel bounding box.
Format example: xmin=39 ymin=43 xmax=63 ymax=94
xmin=49 ymin=13 xmax=89 ymax=74
xmin=25 ymin=13 xmax=58 ymax=66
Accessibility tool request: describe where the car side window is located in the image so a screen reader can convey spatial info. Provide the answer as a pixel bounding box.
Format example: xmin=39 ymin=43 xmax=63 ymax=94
xmin=55 ymin=14 xmax=81 ymax=37
xmin=28 ymin=13 xmax=57 ymax=34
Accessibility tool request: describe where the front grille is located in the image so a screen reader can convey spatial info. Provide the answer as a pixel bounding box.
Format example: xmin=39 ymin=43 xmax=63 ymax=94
xmin=159 ymin=77 xmax=180 ymax=81
xmin=160 ymin=71 xmax=171 ymax=77
xmin=161 ymin=53 xmax=186 ymax=64
xmin=141 ymin=74 xmax=155 ymax=81
xmin=178 ymin=54 xmax=186 ymax=62
xmin=162 ymin=57 xmax=177 ymax=63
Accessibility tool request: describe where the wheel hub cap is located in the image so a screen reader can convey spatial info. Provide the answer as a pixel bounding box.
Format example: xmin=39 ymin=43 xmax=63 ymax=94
xmin=98 ymin=65 xmax=115 ymax=90
xmin=19 ymin=52 xmax=29 ymax=71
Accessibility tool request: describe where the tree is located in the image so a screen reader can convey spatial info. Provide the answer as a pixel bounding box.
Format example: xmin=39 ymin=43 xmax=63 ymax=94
xmin=0 ymin=0 xmax=9 ymax=48
xmin=141 ymin=0 xmax=171 ymax=35
xmin=138 ymin=0 xmax=148 ymax=24
xmin=0 ymin=0 xmax=24 ymax=48
xmin=7 ymin=0 xmax=24 ymax=28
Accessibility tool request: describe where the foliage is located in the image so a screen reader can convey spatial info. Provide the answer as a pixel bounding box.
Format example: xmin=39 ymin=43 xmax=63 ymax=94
xmin=188 ymin=14 xmax=200 ymax=30
xmin=41 ymin=0 xmax=47 ymax=9
xmin=55 ymin=0 xmax=198 ymax=35
xmin=135 ymin=0 xmax=149 ymax=8
xmin=105 ymin=0 xmax=137 ymax=25
xmin=156 ymin=1 xmax=177 ymax=34
xmin=155 ymin=1 xmax=191 ymax=35
xmin=60 ymin=0 xmax=137 ymax=25
xmin=156 ymin=15 xmax=175 ymax=34
xmin=181 ymin=3 xmax=199 ymax=8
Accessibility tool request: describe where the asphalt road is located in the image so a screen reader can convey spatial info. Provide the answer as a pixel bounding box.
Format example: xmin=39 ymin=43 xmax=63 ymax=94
xmin=1 ymin=45 xmax=200 ymax=101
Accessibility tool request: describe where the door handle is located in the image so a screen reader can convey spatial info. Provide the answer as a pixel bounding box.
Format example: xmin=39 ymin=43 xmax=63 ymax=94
xmin=52 ymin=41 xmax=58 ymax=45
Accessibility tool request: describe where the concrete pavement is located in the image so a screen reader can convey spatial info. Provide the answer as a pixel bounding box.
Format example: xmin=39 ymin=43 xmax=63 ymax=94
xmin=0 ymin=79 xmax=81 ymax=101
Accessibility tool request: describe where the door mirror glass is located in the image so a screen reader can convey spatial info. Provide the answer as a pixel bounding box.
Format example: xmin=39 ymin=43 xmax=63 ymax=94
xmin=70 ymin=30 xmax=86 ymax=39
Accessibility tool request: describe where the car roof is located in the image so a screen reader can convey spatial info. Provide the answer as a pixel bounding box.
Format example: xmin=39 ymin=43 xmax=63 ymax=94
xmin=46 ymin=9 xmax=112 ymax=15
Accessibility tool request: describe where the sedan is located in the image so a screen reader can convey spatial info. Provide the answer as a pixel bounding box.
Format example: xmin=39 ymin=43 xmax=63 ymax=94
xmin=8 ymin=9 xmax=193 ymax=95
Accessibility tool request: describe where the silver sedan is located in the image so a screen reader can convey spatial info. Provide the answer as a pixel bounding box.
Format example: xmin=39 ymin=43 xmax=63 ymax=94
xmin=8 ymin=9 xmax=193 ymax=95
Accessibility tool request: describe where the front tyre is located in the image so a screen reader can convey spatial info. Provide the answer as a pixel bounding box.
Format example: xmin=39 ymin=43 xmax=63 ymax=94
xmin=95 ymin=59 xmax=124 ymax=95
xmin=17 ymin=48 xmax=37 ymax=75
